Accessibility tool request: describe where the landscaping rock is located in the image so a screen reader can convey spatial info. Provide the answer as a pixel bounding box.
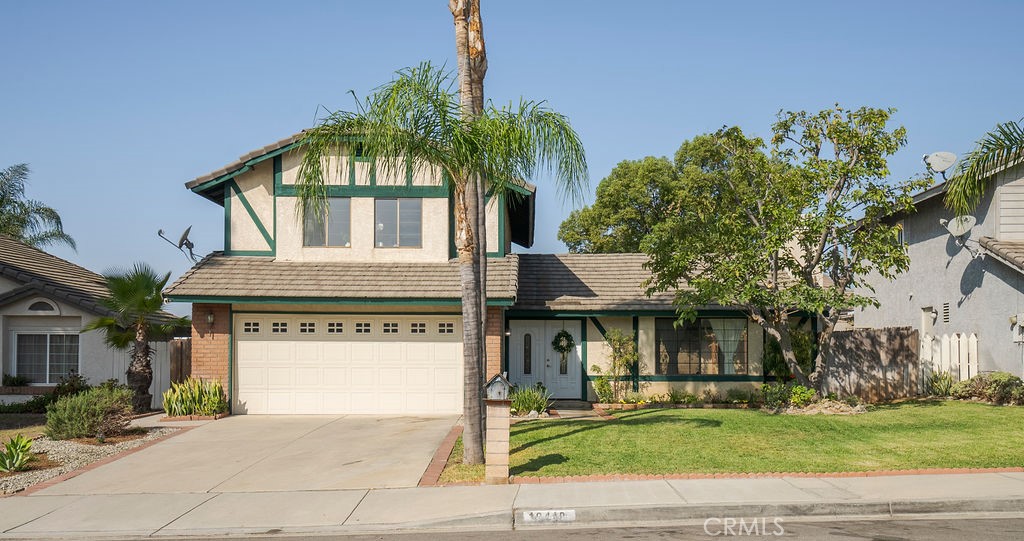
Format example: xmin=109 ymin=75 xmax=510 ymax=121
xmin=525 ymin=410 xmax=539 ymax=419
xmin=780 ymin=399 xmax=867 ymax=415
xmin=0 ymin=428 xmax=176 ymax=495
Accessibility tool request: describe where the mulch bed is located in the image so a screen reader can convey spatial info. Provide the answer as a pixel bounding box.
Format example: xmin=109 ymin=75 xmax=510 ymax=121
xmin=0 ymin=453 xmax=60 ymax=479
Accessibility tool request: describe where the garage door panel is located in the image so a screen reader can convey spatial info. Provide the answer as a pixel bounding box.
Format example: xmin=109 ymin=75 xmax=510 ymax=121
xmin=234 ymin=315 xmax=463 ymax=414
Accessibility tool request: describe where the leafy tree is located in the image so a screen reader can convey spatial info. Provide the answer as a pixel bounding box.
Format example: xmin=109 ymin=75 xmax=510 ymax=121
xmin=296 ymin=63 xmax=587 ymax=464
xmin=558 ymin=157 xmax=681 ymax=253
xmin=0 ymin=164 xmax=75 ymax=250
xmin=644 ymin=106 xmax=929 ymax=390
xmin=945 ymin=118 xmax=1024 ymax=215
xmin=83 ymin=263 xmax=190 ymax=412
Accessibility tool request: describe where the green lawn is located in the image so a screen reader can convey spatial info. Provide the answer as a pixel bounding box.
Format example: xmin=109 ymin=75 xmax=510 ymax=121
xmin=440 ymin=401 xmax=1024 ymax=482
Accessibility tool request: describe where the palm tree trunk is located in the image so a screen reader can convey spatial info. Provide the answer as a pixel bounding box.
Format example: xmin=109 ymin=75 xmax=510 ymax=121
xmin=127 ymin=325 xmax=153 ymax=412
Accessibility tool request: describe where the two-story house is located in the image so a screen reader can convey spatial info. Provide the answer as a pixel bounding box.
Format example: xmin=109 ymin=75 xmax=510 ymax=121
xmin=856 ymin=162 xmax=1024 ymax=377
xmin=165 ymin=133 xmax=768 ymax=415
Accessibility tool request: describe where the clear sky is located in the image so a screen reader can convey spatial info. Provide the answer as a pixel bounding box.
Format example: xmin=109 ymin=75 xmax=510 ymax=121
xmin=2 ymin=0 xmax=1021 ymax=315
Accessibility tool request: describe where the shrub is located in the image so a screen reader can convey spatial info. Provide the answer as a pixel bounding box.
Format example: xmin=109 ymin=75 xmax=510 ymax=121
xmin=928 ymin=371 xmax=955 ymax=397
xmin=603 ymin=328 xmax=641 ymax=402
xmin=984 ymin=372 xmax=1022 ymax=405
xmin=789 ymin=385 xmax=817 ymax=408
xmin=623 ymin=391 xmax=646 ymax=404
xmin=762 ymin=383 xmax=791 ymax=409
xmin=510 ymin=383 xmax=551 ymax=415
xmin=725 ymin=388 xmax=749 ymax=404
xmin=2 ymin=374 xmax=30 ymax=387
xmin=1013 ymin=385 xmax=1024 ymax=406
xmin=0 ymin=434 xmax=33 ymax=473
xmin=950 ymin=376 xmax=983 ymax=400
xmin=45 ymin=386 xmax=134 ymax=441
xmin=53 ymin=371 xmax=91 ymax=399
xmin=162 ymin=378 xmax=228 ymax=417
xmin=592 ymin=376 xmax=614 ymax=403
xmin=700 ymin=388 xmax=721 ymax=404
xmin=762 ymin=328 xmax=815 ymax=379
xmin=666 ymin=388 xmax=695 ymax=404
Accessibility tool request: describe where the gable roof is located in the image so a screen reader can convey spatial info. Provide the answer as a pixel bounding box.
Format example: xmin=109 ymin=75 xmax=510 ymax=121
xmin=980 ymin=237 xmax=1024 ymax=276
xmin=164 ymin=253 xmax=521 ymax=303
xmin=514 ymin=253 xmax=678 ymax=311
xmin=0 ymin=236 xmax=112 ymax=316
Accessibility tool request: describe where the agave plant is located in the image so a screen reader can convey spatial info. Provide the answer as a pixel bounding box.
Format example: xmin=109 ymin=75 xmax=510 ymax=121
xmin=0 ymin=434 xmax=33 ymax=473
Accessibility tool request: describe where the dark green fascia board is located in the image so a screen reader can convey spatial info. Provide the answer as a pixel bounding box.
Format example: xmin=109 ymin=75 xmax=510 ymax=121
xmin=222 ymin=250 xmax=275 ymax=257
xmin=166 ymin=295 xmax=515 ymax=306
xmin=632 ymin=316 xmax=640 ymax=391
xmin=228 ymin=180 xmax=275 ymax=252
xmin=227 ymin=305 xmax=234 ymax=413
xmin=505 ymin=309 xmax=751 ymax=318
xmin=580 ymin=315 xmax=588 ymax=400
xmin=192 ymin=141 xmax=304 ymax=196
xmin=233 ymin=309 xmax=463 ymax=316
xmin=587 ymin=374 xmax=763 ymax=382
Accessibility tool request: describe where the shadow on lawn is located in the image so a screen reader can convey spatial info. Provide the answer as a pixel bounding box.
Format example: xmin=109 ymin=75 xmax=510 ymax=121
xmin=511 ymin=409 xmax=721 ymax=454
xmin=868 ymin=399 xmax=948 ymax=411
xmin=512 ymin=453 xmax=568 ymax=475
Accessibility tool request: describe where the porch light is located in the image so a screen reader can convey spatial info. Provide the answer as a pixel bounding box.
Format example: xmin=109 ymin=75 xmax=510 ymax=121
xmin=206 ymin=311 xmax=215 ymax=329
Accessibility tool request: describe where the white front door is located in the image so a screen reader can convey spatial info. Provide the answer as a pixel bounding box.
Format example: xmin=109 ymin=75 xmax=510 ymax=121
xmin=508 ymin=320 xmax=582 ymax=399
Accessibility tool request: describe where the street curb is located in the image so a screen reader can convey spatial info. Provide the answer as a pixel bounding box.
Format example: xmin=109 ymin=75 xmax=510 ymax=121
xmin=511 ymin=497 xmax=1024 ymax=529
xmin=419 ymin=424 xmax=463 ymax=487
xmin=512 ymin=467 xmax=1024 ymax=484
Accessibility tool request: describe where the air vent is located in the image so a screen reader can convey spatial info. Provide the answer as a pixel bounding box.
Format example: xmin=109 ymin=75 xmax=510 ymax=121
xmin=942 ymin=302 xmax=951 ymax=324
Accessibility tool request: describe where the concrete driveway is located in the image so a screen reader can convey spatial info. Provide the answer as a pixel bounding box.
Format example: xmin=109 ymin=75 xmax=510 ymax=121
xmin=34 ymin=415 xmax=458 ymax=495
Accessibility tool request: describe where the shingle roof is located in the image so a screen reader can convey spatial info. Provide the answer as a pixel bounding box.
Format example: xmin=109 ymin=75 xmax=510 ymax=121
xmin=514 ymin=253 xmax=677 ymax=311
xmin=0 ymin=236 xmax=112 ymax=316
xmin=980 ymin=237 xmax=1024 ymax=275
xmin=164 ymin=253 xmax=521 ymax=301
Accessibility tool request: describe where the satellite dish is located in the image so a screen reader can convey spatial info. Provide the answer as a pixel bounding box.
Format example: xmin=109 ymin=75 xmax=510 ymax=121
xmin=940 ymin=215 xmax=976 ymax=238
xmin=924 ymin=151 xmax=957 ymax=175
xmin=177 ymin=226 xmax=193 ymax=249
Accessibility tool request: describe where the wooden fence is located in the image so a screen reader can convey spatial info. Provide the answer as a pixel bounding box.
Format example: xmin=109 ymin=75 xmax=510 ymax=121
xmin=920 ymin=333 xmax=979 ymax=387
xmin=821 ymin=327 xmax=920 ymax=402
xmin=169 ymin=338 xmax=192 ymax=384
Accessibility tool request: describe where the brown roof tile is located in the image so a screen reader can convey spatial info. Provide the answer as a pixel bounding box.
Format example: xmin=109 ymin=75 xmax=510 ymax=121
xmin=981 ymin=237 xmax=1024 ymax=275
xmin=514 ymin=253 xmax=677 ymax=311
xmin=164 ymin=253 xmax=520 ymax=301
xmin=0 ymin=236 xmax=112 ymax=316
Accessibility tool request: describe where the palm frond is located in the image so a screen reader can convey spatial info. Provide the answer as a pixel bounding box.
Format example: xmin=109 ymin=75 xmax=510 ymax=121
xmin=945 ymin=119 xmax=1024 ymax=215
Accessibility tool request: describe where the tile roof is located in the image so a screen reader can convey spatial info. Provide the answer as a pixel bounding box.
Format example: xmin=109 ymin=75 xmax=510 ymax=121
xmin=514 ymin=253 xmax=677 ymax=311
xmin=0 ymin=236 xmax=113 ymax=316
xmin=980 ymin=237 xmax=1024 ymax=275
xmin=164 ymin=253 xmax=521 ymax=301
xmin=186 ymin=132 xmax=306 ymax=190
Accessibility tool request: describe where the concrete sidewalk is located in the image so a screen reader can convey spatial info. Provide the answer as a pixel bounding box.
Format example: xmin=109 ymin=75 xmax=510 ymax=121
xmin=2 ymin=471 xmax=1024 ymax=538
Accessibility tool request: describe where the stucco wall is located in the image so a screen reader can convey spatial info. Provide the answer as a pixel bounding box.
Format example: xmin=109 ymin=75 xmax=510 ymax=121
xmin=856 ymin=164 xmax=1024 ymax=375
xmin=229 ymin=164 xmax=274 ymax=252
xmin=0 ymin=295 xmax=172 ymax=408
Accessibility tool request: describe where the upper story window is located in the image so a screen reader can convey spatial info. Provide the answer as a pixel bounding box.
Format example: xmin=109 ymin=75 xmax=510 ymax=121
xmin=375 ymin=198 xmax=422 ymax=248
xmin=304 ymin=198 xmax=351 ymax=247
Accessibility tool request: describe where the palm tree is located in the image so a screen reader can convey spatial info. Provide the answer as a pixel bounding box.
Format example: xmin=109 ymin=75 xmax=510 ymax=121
xmin=296 ymin=62 xmax=587 ymax=464
xmin=945 ymin=119 xmax=1024 ymax=215
xmin=0 ymin=163 xmax=75 ymax=250
xmin=84 ymin=263 xmax=191 ymax=412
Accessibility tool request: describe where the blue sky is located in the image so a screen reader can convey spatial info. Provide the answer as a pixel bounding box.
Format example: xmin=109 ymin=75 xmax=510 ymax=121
xmin=2 ymin=0 xmax=1021 ymax=315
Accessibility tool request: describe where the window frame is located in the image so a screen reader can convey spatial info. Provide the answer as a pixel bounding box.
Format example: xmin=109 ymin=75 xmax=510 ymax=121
xmin=374 ymin=198 xmax=423 ymax=249
xmin=303 ymin=197 xmax=352 ymax=248
xmin=11 ymin=331 xmax=80 ymax=385
xmin=654 ymin=317 xmax=750 ymax=376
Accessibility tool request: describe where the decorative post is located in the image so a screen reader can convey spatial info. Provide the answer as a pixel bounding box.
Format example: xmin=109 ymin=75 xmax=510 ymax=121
xmin=483 ymin=373 xmax=512 ymax=484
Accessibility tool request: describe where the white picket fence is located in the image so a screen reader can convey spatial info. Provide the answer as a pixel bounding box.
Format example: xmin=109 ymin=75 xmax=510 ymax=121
xmin=920 ymin=333 xmax=979 ymax=387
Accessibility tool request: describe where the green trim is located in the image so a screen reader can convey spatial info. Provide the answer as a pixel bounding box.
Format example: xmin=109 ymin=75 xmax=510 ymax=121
xmin=191 ymin=142 xmax=303 ymax=195
xmin=580 ymin=315 xmax=588 ymax=400
xmin=448 ymin=191 xmax=457 ymax=259
xmin=587 ymin=374 xmax=763 ymax=382
xmin=228 ymin=305 xmax=234 ymax=414
xmin=632 ymin=316 xmax=640 ymax=392
xmin=223 ymin=185 xmax=231 ymax=252
xmin=228 ymin=181 xmax=274 ymax=252
xmin=167 ymin=295 xmax=515 ymax=306
xmin=231 ymin=310 xmax=463 ymax=316
xmin=505 ymin=309 xmax=751 ymax=318
xmin=588 ymin=317 xmax=608 ymax=339
xmin=275 ymin=185 xmax=448 ymax=198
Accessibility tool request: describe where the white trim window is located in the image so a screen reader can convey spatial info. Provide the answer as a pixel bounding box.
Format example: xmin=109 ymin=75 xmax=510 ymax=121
xmin=13 ymin=333 xmax=80 ymax=384
xmin=375 ymin=198 xmax=422 ymax=248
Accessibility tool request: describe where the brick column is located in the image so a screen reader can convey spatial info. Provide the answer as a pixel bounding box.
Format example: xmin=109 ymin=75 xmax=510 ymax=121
xmin=485 ymin=306 xmax=504 ymax=378
xmin=485 ymin=399 xmax=511 ymax=484
xmin=190 ymin=303 xmax=230 ymax=385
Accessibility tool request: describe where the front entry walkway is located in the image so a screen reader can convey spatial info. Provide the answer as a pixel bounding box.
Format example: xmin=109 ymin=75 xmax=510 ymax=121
xmin=33 ymin=415 xmax=459 ymax=495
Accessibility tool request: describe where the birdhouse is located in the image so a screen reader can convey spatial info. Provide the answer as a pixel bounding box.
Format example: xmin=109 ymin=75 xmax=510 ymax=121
xmin=484 ymin=373 xmax=512 ymax=401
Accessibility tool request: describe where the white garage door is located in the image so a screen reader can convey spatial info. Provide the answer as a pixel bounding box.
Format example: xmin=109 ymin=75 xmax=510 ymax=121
xmin=233 ymin=314 xmax=463 ymax=414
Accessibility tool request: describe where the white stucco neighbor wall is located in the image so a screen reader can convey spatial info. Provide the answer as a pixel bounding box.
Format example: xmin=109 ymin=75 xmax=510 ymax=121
xmin=856 ymin=164 xmax=1024 ymax=376
xmin=0 ymin=295 xmax=172 ymax=408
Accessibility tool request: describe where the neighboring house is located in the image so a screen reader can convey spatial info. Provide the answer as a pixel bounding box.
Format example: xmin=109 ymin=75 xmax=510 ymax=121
xmin=165 ymin=133 xmax=767 ymax=415
xmin=856 ymin=162 xmax=1024 ymax=377
xmin=0 ymin=237 xmax=177 ymax=407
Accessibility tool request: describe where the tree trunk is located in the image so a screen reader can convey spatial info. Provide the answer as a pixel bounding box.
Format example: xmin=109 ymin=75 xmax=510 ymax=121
xmin=761 ymin=317 xmax=813 ymax=388
xmin=469 ymin=0 xmax=489 ymax=431
xmin=455 ymin=179 xmax=485 ymax=465
xmin=126 ymin=325 xmax=153 ymax=413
